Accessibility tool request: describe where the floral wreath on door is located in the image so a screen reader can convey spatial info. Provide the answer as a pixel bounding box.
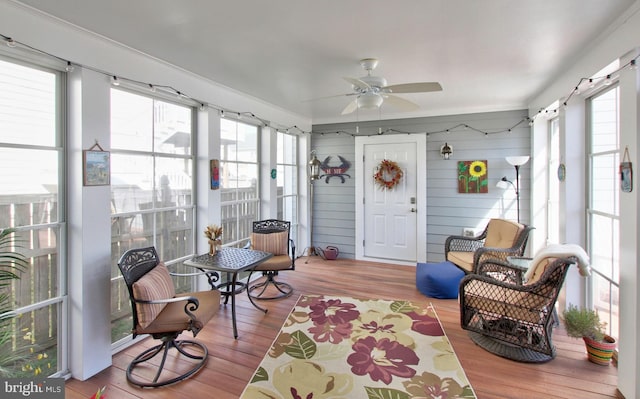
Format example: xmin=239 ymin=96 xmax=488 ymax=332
xmin=374 ymin=159 xmax=403 ymax=190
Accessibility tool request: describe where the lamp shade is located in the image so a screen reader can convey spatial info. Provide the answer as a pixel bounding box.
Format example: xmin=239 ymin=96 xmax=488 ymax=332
xmin=357 ymin=93 xmax=384 ymax=109
xmin=506 ymin=156 xmax=530 ymax=167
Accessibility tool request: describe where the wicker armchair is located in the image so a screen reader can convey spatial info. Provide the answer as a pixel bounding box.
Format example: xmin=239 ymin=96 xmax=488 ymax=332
xmin=459 ymin=256 xmax=577 ymax=363
xmin=445 ymin=218 xmax=533 ymax=273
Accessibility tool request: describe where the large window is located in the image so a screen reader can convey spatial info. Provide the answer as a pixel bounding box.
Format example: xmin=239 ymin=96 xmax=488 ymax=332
xmin=110 ymin=88 xmax=195 ymax=344
xmin=587 ymin=84 xmax=620 ymax=341
xmin=277 ymin=131 xmax=298 ymax=245
xmin=220 ymin=118 xmax=259 ymax=247
xmin=547 ymin=117 xmax=560 ymax=245
xmin=0 ymin=57 xmax=66 ymax=377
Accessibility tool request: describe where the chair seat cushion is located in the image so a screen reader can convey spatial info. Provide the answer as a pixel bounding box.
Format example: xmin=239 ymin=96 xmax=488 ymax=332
xmin=137 ymin=290 xmax=221 ymax=335
xmin=446 ymin=251 xmax=474 ymax=272
xmin=416 ymin=261 xmax=465 ymax=299
xmin=253 ymin=254 xmax=293 ymax=271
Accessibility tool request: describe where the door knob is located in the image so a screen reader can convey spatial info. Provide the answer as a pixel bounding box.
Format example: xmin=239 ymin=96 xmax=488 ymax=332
xmin=410 ymin=208 xmax=417 ymax=213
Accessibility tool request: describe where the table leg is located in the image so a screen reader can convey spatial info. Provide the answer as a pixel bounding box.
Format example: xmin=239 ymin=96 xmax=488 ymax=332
xmin=230 ymin=272 xmax=238 ymax=339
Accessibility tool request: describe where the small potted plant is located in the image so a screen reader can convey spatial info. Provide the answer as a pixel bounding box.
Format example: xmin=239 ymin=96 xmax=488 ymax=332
xmin=204 ymin=224 xmax=223 ymax=255
xmin=562 ymin=304 xmax=616 ymax=365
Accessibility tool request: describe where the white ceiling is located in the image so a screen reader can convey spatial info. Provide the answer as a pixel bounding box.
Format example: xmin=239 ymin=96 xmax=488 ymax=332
xmin=15 ymin=0 xmax=636 ymax=124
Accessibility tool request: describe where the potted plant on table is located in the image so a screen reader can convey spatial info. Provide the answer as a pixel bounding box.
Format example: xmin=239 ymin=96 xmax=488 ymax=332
xmin=204 ymin=224 xmax=223 ymax=255
xmin=562 ymin=304 xmax=616 ymax=365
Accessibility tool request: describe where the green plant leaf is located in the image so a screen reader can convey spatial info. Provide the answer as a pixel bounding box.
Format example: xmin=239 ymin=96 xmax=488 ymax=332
xmin=284 ymin=330 xmax=316 ymax=359
xmin=390 ymin=300 xmax=417 ymax=314
xmin=364 ymin=386 xmax=410 ymax=399
xmin=250 ymin=367 xmax=269 ymax=383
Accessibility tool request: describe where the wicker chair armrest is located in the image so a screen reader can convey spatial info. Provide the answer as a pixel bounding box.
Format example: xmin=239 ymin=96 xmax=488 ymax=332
xmin=474 ymin=247 xmax=525 ymax=270
xmin=445 ymin=235 xmax=485 ymax=255
xmin=476 ymin=259 xmax=525 ymax=285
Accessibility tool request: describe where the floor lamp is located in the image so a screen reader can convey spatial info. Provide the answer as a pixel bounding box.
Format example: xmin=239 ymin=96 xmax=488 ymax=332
xmin=306 ymin=150 xmax=323 ymax=262
xmin=497 ymin=155 xmax=529 ymax=223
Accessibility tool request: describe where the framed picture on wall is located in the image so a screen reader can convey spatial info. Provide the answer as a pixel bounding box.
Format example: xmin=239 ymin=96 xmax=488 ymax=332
xmin=620 ymin=146 xmax=633 ymax=193
xmin=83 ymin=149 xmax=110 ymax=186
xmin=210 ymin=159 xmax=220 ymax=190
xmin=457 ymin=160 xmax=488 ymax=193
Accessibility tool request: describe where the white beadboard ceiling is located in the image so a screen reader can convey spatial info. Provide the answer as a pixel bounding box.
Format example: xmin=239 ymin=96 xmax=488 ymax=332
xmin=13 ymin=0 xmax=637 ymax=124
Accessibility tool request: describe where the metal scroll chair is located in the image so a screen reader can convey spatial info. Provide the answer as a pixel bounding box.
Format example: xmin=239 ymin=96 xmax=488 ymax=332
xmin=117 ymin=246 xmax=221 ymax=388
xmin=247 ymin=219 xmax=296 ymax=300
xmin=459 ymin=255 xmax=577 ymax=363
xmin=445 ymin=218 xmax=534 ymax=273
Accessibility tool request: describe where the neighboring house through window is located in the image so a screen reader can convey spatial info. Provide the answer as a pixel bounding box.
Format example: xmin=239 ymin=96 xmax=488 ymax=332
xmin=220 ymin=118 xmax=259 ymax=247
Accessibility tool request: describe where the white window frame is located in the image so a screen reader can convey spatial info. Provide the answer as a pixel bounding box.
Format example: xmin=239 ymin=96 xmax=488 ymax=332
xmin=0 ymin=54 xmax=68 ymax=377
xmin=220 ymin=117 xmax=260 ymax=247
xmin=586 ymin=83 xmax=620 ymax=341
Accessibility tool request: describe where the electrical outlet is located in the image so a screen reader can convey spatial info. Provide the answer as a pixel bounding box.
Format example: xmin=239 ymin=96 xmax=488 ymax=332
xmin=463 ymin=228 xmax=475 ymax=237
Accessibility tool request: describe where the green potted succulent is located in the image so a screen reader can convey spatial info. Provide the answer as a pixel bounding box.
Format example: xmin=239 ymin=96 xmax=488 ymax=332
xmin=562 ymin=304 xmax=616 ymax=366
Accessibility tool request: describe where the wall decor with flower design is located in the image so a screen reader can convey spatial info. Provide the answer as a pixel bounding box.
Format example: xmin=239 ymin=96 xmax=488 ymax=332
xmin=458 ymin=160 xmax=488 ymax=193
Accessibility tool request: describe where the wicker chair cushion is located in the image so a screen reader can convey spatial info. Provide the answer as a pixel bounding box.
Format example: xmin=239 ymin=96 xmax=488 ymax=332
xmin=446 ymin=251 xmax=474 ymax=272
xmin=251 ymin=231 xmax=288 ymax=255
xmin=524 ymin=257 xmax=555 ymax=285
xmin=132 ymin=262 xmax=176 ymax=329
xmin=484 ymin=219 xmax=524 ymax=248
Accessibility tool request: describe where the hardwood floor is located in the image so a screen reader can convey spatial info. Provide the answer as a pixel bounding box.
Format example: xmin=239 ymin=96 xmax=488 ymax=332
xmin=65 ymin=257 xmax=621 ymax=399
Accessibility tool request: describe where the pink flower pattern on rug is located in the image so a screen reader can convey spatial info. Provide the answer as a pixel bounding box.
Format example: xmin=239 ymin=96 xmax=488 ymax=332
xmin=241 ymin=295 xmax=476 ymax=399
xmin=347 ymin=336 xmax=420 ymax=384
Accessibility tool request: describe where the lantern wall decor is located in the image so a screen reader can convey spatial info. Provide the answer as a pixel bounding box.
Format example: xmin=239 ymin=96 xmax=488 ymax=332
xmin=440 ymin=142 xmax=453 ymax=160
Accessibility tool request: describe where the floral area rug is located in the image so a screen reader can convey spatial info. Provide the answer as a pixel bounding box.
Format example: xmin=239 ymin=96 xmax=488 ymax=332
xmin=240 ymin=294 xmax=476 ymax=399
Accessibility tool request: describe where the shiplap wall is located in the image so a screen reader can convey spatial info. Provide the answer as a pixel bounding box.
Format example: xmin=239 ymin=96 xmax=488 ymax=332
xmin=312 ymin=109 xmax=531 ymax=262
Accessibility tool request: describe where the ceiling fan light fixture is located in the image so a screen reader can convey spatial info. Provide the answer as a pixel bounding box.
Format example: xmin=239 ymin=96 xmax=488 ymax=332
xmin=357 ymin=93 xmax=383 ymax=109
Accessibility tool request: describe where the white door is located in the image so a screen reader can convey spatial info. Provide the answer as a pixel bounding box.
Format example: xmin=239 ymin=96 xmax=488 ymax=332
xmin=356 ymin=135 xmax=426 ymax=265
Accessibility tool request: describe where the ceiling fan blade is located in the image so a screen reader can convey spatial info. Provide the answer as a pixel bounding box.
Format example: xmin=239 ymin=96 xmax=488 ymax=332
xmin=341 ymin=99 xmax=358 ymax=115
xmin=382 ymin=82 xmax=442 ymax=93
xmin=382 ymin=94 xmax=420 ymax=111
xmin=301 ymin=93 xmax=354 ymax=102
xmin=343 ymin=77 xmax=371 ymax=90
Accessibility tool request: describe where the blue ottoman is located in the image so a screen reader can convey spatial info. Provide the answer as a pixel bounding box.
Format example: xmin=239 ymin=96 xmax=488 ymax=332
xmin=416 ymin=261 xmax=465 ymax=299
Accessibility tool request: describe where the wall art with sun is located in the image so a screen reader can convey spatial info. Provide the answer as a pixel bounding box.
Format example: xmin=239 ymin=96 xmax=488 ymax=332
xmin=458 ymin=160 xmax=488 ymax=193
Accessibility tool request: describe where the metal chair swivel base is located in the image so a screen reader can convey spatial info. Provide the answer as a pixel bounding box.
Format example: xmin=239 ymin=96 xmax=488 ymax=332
xmin=248 ymin=271 xmax=293 ymax=300
xmin=126 ymin=332 xmax=208 ymax=388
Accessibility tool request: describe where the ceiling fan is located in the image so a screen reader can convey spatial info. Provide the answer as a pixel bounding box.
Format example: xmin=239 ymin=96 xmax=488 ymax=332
xmin=314 ymin=58 xmax=442 ymax=115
